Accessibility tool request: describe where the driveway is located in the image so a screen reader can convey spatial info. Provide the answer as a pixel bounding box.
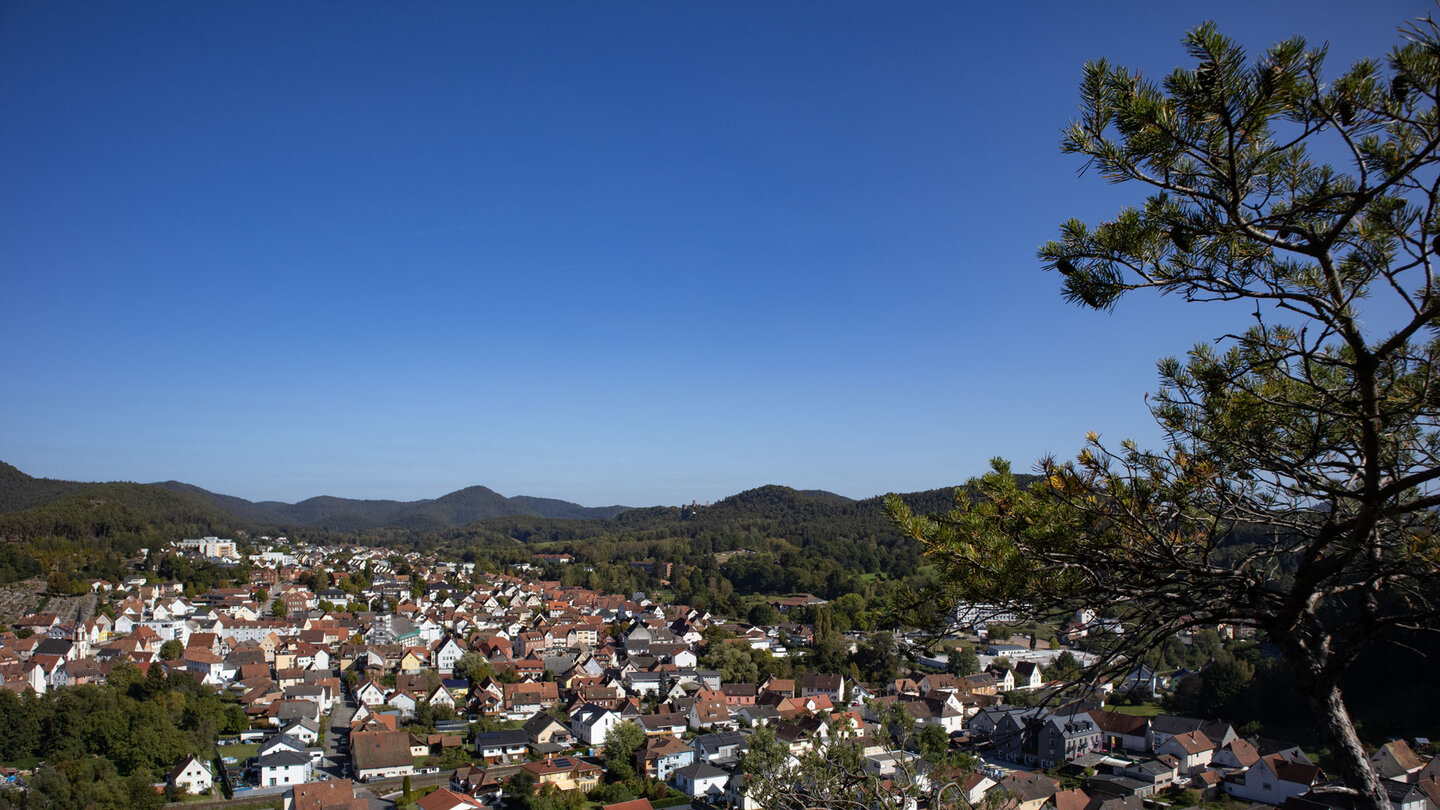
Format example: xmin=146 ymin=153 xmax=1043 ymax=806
xmin=353 ymin=783 xmax=395 ymax=810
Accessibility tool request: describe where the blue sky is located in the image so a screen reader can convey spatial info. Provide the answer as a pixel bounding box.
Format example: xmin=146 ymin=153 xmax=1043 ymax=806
xmin=0 ymin=1 xmax=1425 ymax=506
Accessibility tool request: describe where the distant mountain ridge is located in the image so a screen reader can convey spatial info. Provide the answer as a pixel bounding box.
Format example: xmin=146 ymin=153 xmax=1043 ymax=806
xmin=148 ymin=481 xmax=632 ymax=530
xmin=0 ymin=461 xmax=633 ymax=533
xmin=0 ymin=460 xmax=912 ymax=536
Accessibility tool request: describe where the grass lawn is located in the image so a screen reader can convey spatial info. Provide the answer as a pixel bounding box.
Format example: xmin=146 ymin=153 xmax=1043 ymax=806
xmin=222 ymin=743 xmax=260 ymax=762
xmin=1111 ymin=702 xmax=1164 ymax=718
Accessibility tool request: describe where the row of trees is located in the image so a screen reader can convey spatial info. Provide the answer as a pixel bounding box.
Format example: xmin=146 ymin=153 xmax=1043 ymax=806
xmin=0 ymin=662 xmax=246 ymax=809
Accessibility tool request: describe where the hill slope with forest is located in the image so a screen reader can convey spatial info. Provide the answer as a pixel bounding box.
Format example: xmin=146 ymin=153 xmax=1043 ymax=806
xmin=149 ymin=480 xmax=631 ymax=529
xmin=407 ymin=482 xmax=997 ymax=620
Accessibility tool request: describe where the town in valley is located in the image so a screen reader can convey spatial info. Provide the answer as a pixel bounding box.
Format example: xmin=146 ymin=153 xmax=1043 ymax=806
xmin=0 ymin=531 xmax=1433 ymax=810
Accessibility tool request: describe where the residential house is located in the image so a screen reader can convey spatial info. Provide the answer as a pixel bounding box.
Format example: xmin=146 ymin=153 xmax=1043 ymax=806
xmin=1121 ymin=759 xmax=1178 ymax=792
xmin=352 ymin=730 xmax=415 ymax=781
xmin=280 ymin=719 xmax=321 ymax=747
xmin=523 ymin=712 xmax=574 ymax=755
xmin=1036 ymin=711 xmax=1102 ymax=768
xmin=426 ymin=684 xmax=456 ymax=712
xmin=721 ymin=683 xmax=757 ymax=707
xmin=1013 ymin=661 xmax=1044 ymax=690
xmin=289 ymin=779 xmax=368 ymax=810
xmin=637 ymin=736 xmax=695 ymax=781
xmin=355 ymin=679 xmax=386 ymax=707
xmin=1372 ymin=740 xmax=1425 ymax=781
xmin=637 ymin=712 xmax=688 ymax=738
xmin=415 ymin=787 xmax=486 ymax=810
xmin=759 ymin=676 xmax=795 ymax=697
xmin=1384 ymin=780 xmax=1433 ymax=810
xmin=689 ymin=697 xmax=736 ymax=731
xmin=167 ymin=754 xmax=213 ymax=795
xmin=433 ymin=637 xmax=465 ymax=674
xmin=1121 ymin=665 xmax=1165 ymax=699
xmin=1157 ymin=730 xmax=1215 ymax=775
xmin=800 ymin=673 xmax=843 ymax=702
xmin=570 ymin=703 xmax=622 ymax=747
xmin=906 ymin=696 xmax=965 ymax=735
xmin=1087 ymin=710 xmax=1150 ymax=754
xmin=389 ymin=691 xmax=419 ymax=718
xmin=1223 ymin=754 xmax=1323 ymax=805
xmin=692 ymin=731 xmax=747 ymax=767
xmin=520 ymin=756 xmax=602 ymax=793
xmin=450 ymin=766 xmax=503 ymax=803
xmin=962 ymin=672 xmax=1002 ymax=696
xmin=503 ymin=681 xmax=559 ymax=720
xmin=674 ymin=761 xmax=730 ymax=801
xmin=998 ymin=771 xmax=1060 ymax=810
xmin=984 ymin=665 xmax=1016 ymax=692
xmin=1212 ymin=738 xmax=1262 ymax=771
xmin=474 ymin=729 xmax=529 ymax=765
xmin=257 ymin=749 xmax=312 ymax=788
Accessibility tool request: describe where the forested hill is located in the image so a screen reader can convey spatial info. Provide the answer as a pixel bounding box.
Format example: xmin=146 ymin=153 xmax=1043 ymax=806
xmin=0 ymin=460 xmax=1005 ymax=610
xmin=423 ymin=483 xmax=1004 ymax=612
xmin=0 ymin=461 xmax=88 ymax=513
xmin=0 ymin=461 xmax=633 ymax=537
xmin=0 ymin=462 xmax=251 ymax=543
xmin=0 ymin=481 xmax=253 ymax=549
xmin=150 ymin=481 xmax=632 ymax=530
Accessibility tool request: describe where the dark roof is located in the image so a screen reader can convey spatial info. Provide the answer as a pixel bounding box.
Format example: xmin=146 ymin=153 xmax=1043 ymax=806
xmin=1085 ymin=795 xmax=1144 ymax=810
xmin=474 ymin=729 xmax=529 ymax=748
xmin=34 ymin=638 xmax=74 ymax=657
xmin=801 ymin=672 xmax=842 ymax=690
xmin=523 ymin=712 xmax=567 ymax=736
xmin=693 ymin=731 xmax=746 ymax=752
xmin=260 ymin=734 xmax=307 ymax=754
xmin=1085 ymin=775 xmax=1151 ymax=797
xmin=638 ymin=712 xmax=687 ymax=730
xmin=256 ymin=750 xmax=311 ymax=769
xmin=1002 ymin=771 xmax=1059 ymax=803
xmin=675 ymin=761 xmax=729 ymax=780
xmin=1150 ymin=714 xmax=1204 ymax=736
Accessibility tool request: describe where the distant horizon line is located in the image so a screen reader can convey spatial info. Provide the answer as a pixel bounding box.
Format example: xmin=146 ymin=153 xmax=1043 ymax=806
xmin=6 ymin=459 xmax=962 ymax=512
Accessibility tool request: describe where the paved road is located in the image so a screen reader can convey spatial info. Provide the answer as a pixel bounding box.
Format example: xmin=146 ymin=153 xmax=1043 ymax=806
xmin=321 ymin=696 xmax=357 ymax=779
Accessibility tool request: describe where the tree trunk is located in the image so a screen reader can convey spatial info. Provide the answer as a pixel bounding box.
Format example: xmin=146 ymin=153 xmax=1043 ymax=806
xmin=1302 ymin=675 xmax=1390 ymax=810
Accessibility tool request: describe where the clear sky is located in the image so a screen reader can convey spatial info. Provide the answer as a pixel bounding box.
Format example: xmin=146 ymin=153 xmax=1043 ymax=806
xmin=0 ymin=1 xmax=1426 ymax=506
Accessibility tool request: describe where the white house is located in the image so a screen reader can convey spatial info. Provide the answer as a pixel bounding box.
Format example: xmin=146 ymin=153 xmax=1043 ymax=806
xmin=167 ymin=754 xmax=213 ymax=795
xmin=674 ymin=761 xmax=730 ymax=801
xmin=280 ymin=719 xmax=320 ymax=747
xmin=1224 ymin=754 xmax=1323 ymax=805
xmin=390 ymin=692 xmax=419 ymax=718
xmin=1013 ymin=661 xmax=1044 ymax=690
xmin=1157 ymin=731 xmax=1215 ymax=775
xmin=356 ymin=679 xmax=387 ymax=707
xmin=426 ymin=685 xmax=456 ymax=712
xmin=258 ymin=734 xmax=308 ymax=759
xmin=256 ymin=749 xmax=311 ymax=788
xmin=570 ymin=703 xmax=622 ymax=747
xmin=434 ymin=638 xmax=465 ymax=673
